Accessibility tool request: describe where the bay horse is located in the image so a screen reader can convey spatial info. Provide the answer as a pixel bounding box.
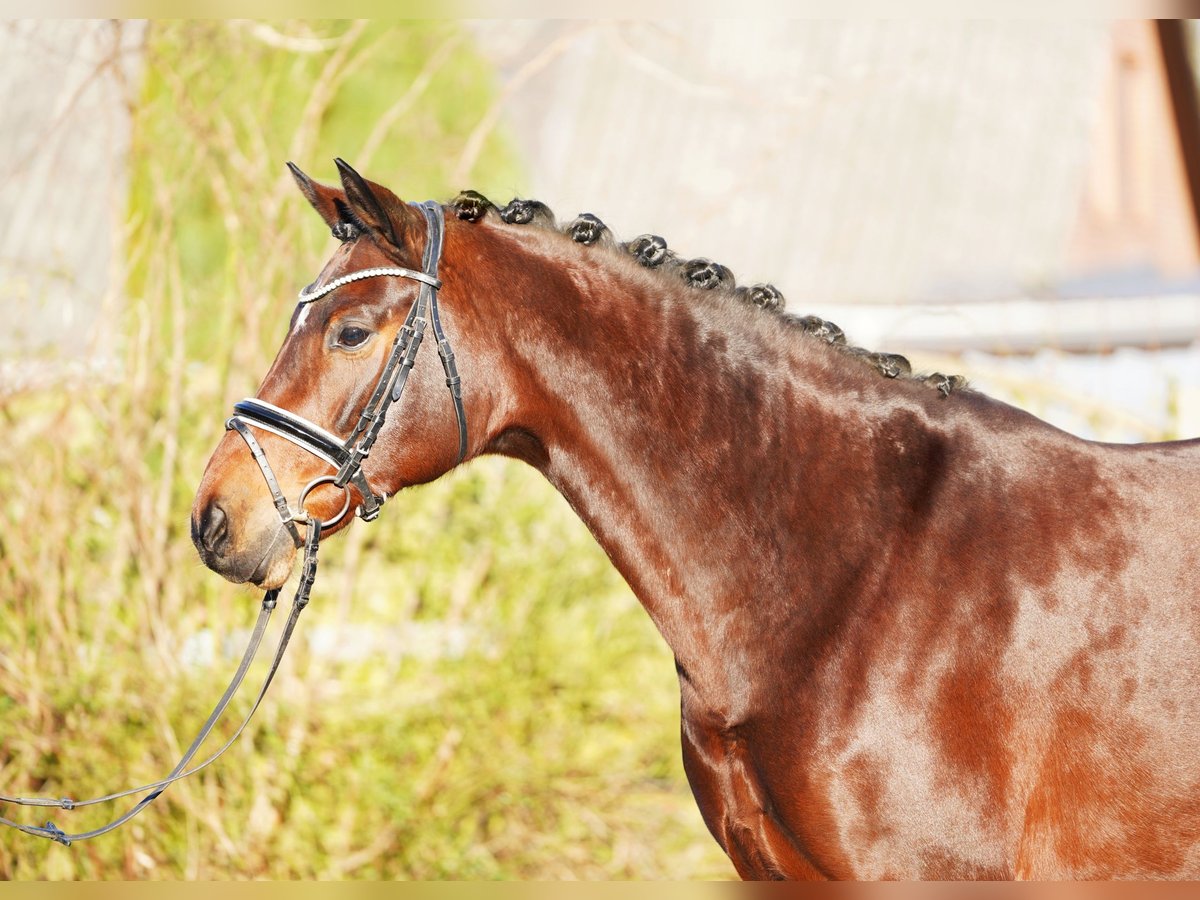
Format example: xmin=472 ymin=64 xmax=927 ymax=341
xmin=192 ymin=160 xmax=1200 ymax=880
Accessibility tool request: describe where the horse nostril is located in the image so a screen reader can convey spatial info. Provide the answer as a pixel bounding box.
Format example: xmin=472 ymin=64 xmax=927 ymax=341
xmin=199 ymin=502 xmax=230 ymax=557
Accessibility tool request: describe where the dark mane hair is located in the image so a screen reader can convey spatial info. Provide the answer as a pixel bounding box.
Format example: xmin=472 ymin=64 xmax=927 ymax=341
xmin=449 ymin=190 xmax=966 ymax=396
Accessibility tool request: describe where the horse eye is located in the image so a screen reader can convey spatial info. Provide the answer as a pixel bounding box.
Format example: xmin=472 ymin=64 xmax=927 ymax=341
xmin=336 ymin=325 xmax=371 ymax=348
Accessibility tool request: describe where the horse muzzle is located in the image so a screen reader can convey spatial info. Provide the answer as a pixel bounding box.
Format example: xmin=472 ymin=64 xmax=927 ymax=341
xmin=191 ymin=492 xmax=298 ymax=588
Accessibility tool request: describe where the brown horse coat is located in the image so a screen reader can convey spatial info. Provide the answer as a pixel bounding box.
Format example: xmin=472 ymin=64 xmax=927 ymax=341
xmin=193 ymin=166 xmax=1200 ymax=879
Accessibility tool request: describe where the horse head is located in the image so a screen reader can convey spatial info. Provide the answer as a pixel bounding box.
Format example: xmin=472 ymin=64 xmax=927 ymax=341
xmin=191 ymin=161 xmax=476 ymax=589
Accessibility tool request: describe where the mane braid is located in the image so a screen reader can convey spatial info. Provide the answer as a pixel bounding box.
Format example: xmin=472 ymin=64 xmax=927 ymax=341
xmin=452 ymin=190 xmax=967 ymax=396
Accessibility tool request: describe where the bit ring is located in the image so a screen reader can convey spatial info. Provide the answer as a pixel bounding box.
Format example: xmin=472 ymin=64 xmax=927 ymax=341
xmin=296 ymin=475 xmax=352 ymax=530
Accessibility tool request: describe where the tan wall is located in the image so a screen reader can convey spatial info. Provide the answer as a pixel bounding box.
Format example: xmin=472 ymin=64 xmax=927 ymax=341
xmin=0 ymin=21 xmax=143 ymax=362
xmin=469 ymin=21 xmax=1110 ymax=305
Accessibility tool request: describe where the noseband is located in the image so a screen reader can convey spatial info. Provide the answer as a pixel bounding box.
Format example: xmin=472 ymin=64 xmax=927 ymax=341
xmin=1 ymin=200 xmax=466 ymax=846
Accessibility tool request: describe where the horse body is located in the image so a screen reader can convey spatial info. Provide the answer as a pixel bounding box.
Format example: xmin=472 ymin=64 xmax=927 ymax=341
xmin=464 ymin=221 xmax=1200 ymax=878
xmin=193 ymin=166 xmax=1200 ymax=879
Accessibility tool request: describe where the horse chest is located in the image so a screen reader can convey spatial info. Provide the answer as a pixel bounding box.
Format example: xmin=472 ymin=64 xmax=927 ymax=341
xmin=675 ymin=663 xmax=1019 ymax=879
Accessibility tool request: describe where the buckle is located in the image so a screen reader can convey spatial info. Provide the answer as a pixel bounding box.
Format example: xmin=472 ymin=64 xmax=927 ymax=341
xmin=41 ymin=821 xmax=71 ymax=846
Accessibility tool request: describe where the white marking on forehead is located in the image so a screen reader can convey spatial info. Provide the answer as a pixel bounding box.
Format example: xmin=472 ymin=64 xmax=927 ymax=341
xmin=292 ymin=303 xmax=313 ymax=334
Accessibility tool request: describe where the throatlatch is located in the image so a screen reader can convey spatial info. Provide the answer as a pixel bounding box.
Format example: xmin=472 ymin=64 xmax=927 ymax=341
xmin=0 ymin=200 xmax=464 ymax=846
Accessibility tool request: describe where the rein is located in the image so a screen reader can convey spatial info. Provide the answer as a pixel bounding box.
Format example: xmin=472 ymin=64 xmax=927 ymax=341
xmin=0 ymin=200 xmax=463 ymax=846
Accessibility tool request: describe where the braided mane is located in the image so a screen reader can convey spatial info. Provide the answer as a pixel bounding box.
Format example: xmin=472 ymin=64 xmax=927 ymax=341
xmin=448 ymin=190 xmax=966 ymax=397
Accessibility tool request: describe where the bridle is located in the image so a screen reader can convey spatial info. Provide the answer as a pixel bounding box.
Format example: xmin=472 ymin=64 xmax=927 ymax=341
xmin=229 ymin=200 xmax=465 ymax=532
xmin=0 ymin=200 xmax=464 ymax=846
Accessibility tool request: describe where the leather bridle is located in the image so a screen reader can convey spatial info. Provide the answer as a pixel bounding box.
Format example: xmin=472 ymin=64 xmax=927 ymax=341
xmin=228 ymin=200 xmax=466 ymax=531
xmin=0 ymin=200 xmax=464 ymax=846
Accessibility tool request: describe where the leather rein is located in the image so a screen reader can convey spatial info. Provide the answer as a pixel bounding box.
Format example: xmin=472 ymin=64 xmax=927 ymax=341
xmin=0 ymin=200 xmax=464 ymax=846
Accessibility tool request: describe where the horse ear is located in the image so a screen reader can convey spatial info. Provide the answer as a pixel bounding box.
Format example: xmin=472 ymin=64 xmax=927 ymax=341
xmin=333 ymin=158 xmax=420 ymax=251
xmin=287 ymin=162 xmax=344 ymax=230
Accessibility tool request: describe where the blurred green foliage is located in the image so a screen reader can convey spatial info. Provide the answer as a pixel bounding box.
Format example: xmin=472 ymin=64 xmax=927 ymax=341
xmin=0 ymin=20 xmax=732 ymax=879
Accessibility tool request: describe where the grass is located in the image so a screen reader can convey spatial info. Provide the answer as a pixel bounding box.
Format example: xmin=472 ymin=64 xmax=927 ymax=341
xmin=0 ymin=20 xmax=733 ymax=880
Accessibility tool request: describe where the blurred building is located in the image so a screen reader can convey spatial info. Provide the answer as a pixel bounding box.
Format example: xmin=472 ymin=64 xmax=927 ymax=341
xmin=0 ymin=21 xmax=142 ymax=388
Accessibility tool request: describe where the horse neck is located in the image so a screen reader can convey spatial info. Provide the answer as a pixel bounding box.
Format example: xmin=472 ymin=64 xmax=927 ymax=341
xmin=452 ymin=223 xmax=925 ymax=680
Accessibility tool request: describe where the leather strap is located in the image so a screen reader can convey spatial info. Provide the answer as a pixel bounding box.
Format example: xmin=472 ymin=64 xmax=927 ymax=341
xmin=228 ymin=418 xmax=303 ymax=546
xmin=1 ymin=587 xmax=282 ymax=844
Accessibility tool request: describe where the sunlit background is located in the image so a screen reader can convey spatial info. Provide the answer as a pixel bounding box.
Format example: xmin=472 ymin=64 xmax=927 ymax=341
xmin=1 ymin=19 xmax=1199 ymax=879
